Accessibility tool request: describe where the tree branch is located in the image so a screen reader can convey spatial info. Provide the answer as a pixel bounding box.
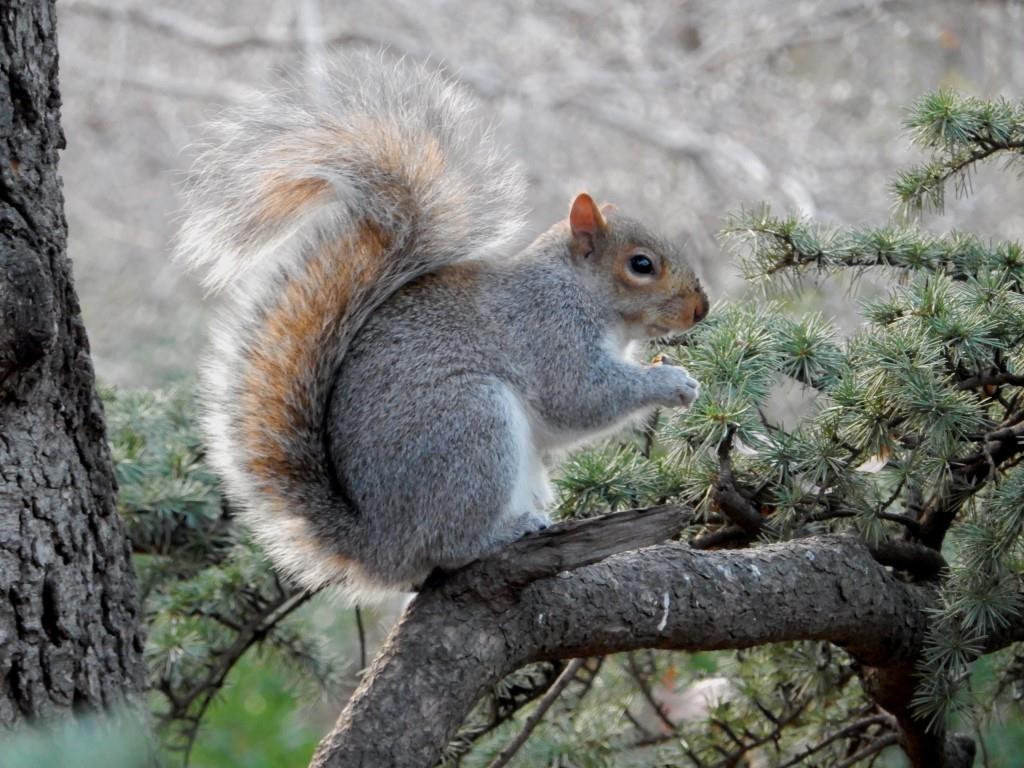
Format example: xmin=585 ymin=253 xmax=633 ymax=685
xmin=868 ymin=540 xmax=947 ymax=581
xmin=309 ymin=519 xmax=946 ymax=768
xmin=833 ymin=733 xmax=900 ymax=768
xmin=776 ymin=713 xmax=895 ymax=768
xmin=918 ymin=423 xmax=1024 ymax=548
xmin=711 ymin=426 xmax=764 ymax=538
xmin=484 ymin=658 xmax=586 ymax=768
xmin=442 ymin=504 xmax=691 ymax=597
xmin=956 ymin=372 xmax=1024 ymax=391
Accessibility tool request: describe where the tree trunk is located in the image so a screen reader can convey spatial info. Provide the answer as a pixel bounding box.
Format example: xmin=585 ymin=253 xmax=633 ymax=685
xmin=0 ymin=0 xmax=145 ymax=725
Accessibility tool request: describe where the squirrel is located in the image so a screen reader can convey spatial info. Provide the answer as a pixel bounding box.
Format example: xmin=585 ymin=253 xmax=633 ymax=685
xmin=177 ymin=56 xmax=709 ymax=601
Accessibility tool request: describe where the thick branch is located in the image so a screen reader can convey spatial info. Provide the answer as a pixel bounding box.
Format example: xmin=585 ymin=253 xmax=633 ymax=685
xmin=861 ymin=663 xmax=975 ymax=768
xmin=310 ymin=532 xmax=934 ymax=768
xmin=460 ymin=504 xmax=691 ymax=594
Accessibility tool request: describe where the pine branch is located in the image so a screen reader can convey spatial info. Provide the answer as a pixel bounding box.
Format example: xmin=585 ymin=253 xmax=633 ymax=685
xmin=868 ymin=540 xmax=947 ymax=581
xmin=711 ymin=426 xmax=764 ymax=538
xmin=918 ymin=423 xmax=1024 ymax=548
xmin=833 ymin=733 xmax=900 ymax=768
xmin=437 ymin=663 xmax=567 ymax=768
xmin=484 ymin=658 xmax=587 ymax=768
xmin=776 ymin=713 xmax=895 ymax=768
xmin=724 ymin=210 xmax=1020 ymax=284
xmin=956 ymin=372 xmax=1024 ymax=390
xmin=157 ymin=586 xmax=315 ymax=759
xmin=895 ymin=91 xmax=1024 ymax=214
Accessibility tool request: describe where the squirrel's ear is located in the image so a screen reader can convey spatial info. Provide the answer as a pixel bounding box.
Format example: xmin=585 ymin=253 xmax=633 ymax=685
xmin=569 ymin=193 xmax=607 ymax=256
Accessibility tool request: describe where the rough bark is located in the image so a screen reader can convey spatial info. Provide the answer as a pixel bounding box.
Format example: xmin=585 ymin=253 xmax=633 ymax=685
xmin=310 ymin=522 xmax=980 ymax=768
xmin=0 ymin=0 xmax=145 ymax=725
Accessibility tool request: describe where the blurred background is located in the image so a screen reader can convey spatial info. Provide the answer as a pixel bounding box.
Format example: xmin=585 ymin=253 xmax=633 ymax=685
xmin=59 ymin=0 xmax=1024 ymax=388
xmin=53 ymin=1 xmax=1024 ymax=765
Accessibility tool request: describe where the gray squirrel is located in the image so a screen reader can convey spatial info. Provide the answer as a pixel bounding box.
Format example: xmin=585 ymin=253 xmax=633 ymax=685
xmin=178 ymin=56 xmax=709 ymax=601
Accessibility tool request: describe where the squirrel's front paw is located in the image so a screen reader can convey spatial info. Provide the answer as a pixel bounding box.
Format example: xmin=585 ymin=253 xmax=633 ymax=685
xmin=650 ymin=363 xmax=701 ymax=408
xmin=515 ymin=510 xmax=551 ymax=537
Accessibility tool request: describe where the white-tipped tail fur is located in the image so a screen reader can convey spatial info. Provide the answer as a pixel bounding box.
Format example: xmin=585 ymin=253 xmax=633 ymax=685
xmin=177 ymin=54 xmax=526 ymax=597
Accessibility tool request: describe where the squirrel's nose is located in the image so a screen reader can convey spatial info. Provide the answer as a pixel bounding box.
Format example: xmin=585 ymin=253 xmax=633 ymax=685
xmin=677 ymin=291 xmax=708 ymax=328
xmin=694 ymin=290 xmax=709 ymax=323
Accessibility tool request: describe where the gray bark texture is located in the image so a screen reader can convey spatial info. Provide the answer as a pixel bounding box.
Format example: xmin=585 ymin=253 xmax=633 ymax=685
xmin=0 ymin=0 xmax=145 ymax=725
xmin=310 ymin=509 xmax=991 ymax=768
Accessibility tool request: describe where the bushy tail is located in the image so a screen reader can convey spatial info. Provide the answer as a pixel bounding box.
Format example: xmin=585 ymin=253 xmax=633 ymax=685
xmin=177 ymin=55 xmax=526 ymax=593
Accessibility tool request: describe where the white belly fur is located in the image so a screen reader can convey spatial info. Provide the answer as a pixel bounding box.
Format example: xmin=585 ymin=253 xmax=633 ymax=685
xmin=497 ymin=384 xmax=554 ymax=516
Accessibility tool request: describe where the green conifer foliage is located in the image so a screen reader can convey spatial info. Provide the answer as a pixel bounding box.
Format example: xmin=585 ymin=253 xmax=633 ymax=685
xmin=102 ymin=387 xmax=343 ymax=762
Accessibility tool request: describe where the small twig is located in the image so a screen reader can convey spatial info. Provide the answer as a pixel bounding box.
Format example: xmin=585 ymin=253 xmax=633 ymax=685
xmin=354 ymin=605 xmax=367 ymax=673
xmin=298 ymin=0 xmax=328 ymax=105
xmin=776 ymin=714 xmax=894 ymax=768
xmin=976 ymin=721 xmax=992 ymax=768
xmin=807 ymin=508 xmax=857 ymax=524
xmin=869 ymin=539 xmax=947 ymax=580
xmin=751 ymin=696 xmax=781 ymax=726
xmin=706 ymin=697 xmax=813 ymax=768
xmin=956 ymin=372 xmax=1024 ymax=391
xmin=166 ymin=587 xmax=314 ymax=765
xmin=65 ymin=0 xmax=427 ymax=56
xmin=184 ymin=607 xmax=242 ymax=632
xmin=918 ymin=421 xmax=1024 ymax=548
xmin=73 ymin=63 xmax=253 ymax=102
xmin=439 ymin=663 xmax=569 ymax=766
xmin=833 ymin=733 xmax=900 ymax=768
xmin=569 ymin=656 xmax=604 ymax=708
xmin=166 ymin=589 xmax=313 ymax=715
xmin=907 ymin=140 xmax=1024 ymax=215
xmin=625 ymin=652 xmax=676 ymax=732
xmin=712 ymin=426 xmax=764 ymax=537
xmin=623 ymin=706 xmax=657 ymax=741
xmin=485 ymin=658 xmax=587 ymax=768
xmin=711 ymin=717 xmax=746 ymax=749
xmin=877 ymin=511 xmax=921 ymax=536
xmin=641 ymin=409 xmax=661 ymax=458
xmin=877 ymin=472 xmax=908 ymax=515
xmin=689 ymin=524 xmax=750 ymax=550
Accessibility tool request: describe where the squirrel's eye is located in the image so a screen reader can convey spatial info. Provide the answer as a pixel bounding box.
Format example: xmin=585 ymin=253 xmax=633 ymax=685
xmin=628 ymin=254 xmax=655 ymax=275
